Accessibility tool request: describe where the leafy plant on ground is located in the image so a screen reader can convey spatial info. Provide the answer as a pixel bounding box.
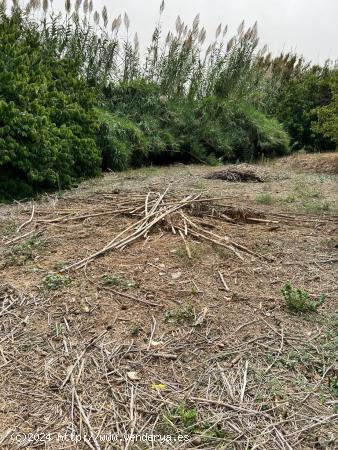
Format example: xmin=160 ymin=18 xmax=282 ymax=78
xmin=43 ymin=273 xmax=71 ymax=290
xmin=164 ymin=306 xmax=195 ymax=325
xmin=281 ymin=282 xmax=324 ymax=313
xmin=129 ymin=324 xmax=143 ymax=337
xmin=1 ymin=234 xmax=41 ymax=267
xmin=101 ymin=273 xmax=139 ymax=290
xmin=162 ymin=403 xmax=228 ymax=443
xmin=171 ymin=404 xmax=198 ymax=428
xmin=0 ymin=220 xmax=17 ymax=237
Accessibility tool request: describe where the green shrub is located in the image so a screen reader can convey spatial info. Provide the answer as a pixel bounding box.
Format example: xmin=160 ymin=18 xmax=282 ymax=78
xmin=96 ymin=109 xmax=132 ymax=171
xmin=0 ymin=10 xmax=101 ymax=200
xmin=313 ymin=71 xmax=338 ymax=148
xmin=173 ymin=404 xmax=198 ymax=428
xmin=281 ymin=283 xmax=324 ymax=313
xmin=100 ymin=84 xmax=290 ymax=170
xmin=262 ymin=57 xmax=336 ymax=151
xmin=164 ymin=306 xmax=195 ymax=324
xmin=43 ymin=273 xmax=71 ymax=290
xmin=196 ymin=97 xmax=290 ymax=162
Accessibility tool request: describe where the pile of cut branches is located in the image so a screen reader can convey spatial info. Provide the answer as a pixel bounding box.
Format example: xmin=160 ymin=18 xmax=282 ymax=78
xmin=62 ymin=189 xmax=268 ymax=271
xmin=205 ymin=165 xmax=265 ymax=182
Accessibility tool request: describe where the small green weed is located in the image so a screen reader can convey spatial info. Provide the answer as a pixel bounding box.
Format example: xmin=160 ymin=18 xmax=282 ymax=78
xmin=284 ymin=194 xmax=296 ymax=203
xmin=175 ymin=405 xmax=198 ymax=428
xmin=256 ymin=193 xmax=274 ymax=205
xmin=4 ymin=234 xmax=42 ymax=266
xmin=294 ymin=181 xmax=322 ymax=199
xmin=281 ymin=283 xmax=324 ymax=313
xmin=1 ymin=221 xmax=17 ymax=237
xmin=130 ymin=323 xmax=143 ymax=337
xmin=54 ymin=323 xmax=66 ymax=337
xmin=53 ymin=261 xmax=67 ymax=270
xmin=165 ymin=404 xmax=198 ymax=429
xmin=163 ymin=404 xmax=228 ymax=442
xmin=101 ymin=273 xmax=138 ymax=290
xmin=43 ymin=273 xmax=71 ymax=290
xmin=164 ymin=306 xmax=195 ymax=325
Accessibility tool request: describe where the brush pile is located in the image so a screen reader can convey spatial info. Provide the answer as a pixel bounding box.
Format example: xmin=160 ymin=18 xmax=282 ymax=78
xmin=61 ymin=189 xmax=268 ymax=271
xmin=205 ymin=165 xmax=265 ymax=182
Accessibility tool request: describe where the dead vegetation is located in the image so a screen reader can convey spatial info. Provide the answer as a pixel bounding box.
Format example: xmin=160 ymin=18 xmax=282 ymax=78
xmin=0 ymin=155 xmax=337 ymax=449
xmin=205 ymin=164 xmax=265 ymax=182
xmin=279 ymin=152 xmax=338 ymax=175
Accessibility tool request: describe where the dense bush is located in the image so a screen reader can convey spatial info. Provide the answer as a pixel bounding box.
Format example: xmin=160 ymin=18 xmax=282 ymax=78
xmin=313 ymin=70 xmax=338 ymax=148
xmin=98 ymin=82 xmax=289 ymax=168
xmin=0 ymin=8 xmax=101 ymax=200
xmin=259 ymin=55 xmax=336 ymax=151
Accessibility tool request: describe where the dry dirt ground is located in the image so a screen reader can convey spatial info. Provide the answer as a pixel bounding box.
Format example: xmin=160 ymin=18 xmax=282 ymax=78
xmin=0 ymin=153 xmax=337 ymax=449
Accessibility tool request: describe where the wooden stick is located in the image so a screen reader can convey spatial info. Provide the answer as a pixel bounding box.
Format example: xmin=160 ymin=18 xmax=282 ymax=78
xmin=3 ymin=229 xmax=36 ymax=246
xmin=218 ymin=271 xmax=229 ymax=291
xmin=62 ymin=192 xmax=199 ymax=271
xmin=178 ymin=230 xmax=191 ymax=259
xmin=74 ymin=389 xmax=102 ymax=450
xmin=240 ymin=361 xmax=249 ymax=403
xmin=17 ymin=204 xmax=35 ymax=233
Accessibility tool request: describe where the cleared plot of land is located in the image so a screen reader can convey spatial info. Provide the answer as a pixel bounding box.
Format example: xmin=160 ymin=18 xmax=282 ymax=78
xmin=0 ymin=153 xmax=337 ymax=449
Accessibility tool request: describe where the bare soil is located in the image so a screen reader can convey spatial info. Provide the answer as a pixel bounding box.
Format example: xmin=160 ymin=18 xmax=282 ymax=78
xmin=0 ymin=153 xmax=337 ymax=449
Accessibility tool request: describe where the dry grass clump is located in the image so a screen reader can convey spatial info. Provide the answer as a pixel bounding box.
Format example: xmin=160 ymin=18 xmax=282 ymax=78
xmin=282 ymin=152 xmax=338 ymax=175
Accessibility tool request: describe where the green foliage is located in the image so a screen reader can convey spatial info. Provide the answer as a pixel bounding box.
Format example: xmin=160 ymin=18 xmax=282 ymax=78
xmin=43 ymin=273 xmax=71 ymax=290
xmin=313 ymin=70 xmax=338 ymax=148
xmin=164 ymin=306 xmax=195 ymax=324
xmin=96 ymin=109 xmax=134 ymax=171
xmin=0 ymin=9 xmax=101 ymax=200
xmin=173 ymin=404 xmax=198 ymax=428
xmin=256 ymin=193 xmax=274 ymax=205
xmin=100 ymin=84 xmax=290 ymax=168
xmin=1 ymin=234 xmax=41 ymax=267
xmin=261 ymin=56 xmax=336 ymax=150
xmin=281 ymin=283 xmax=324 ymax=313
xmin=101 ymin=273 xmax=138 ymax=290
xmin=163 ymin=403 xmax=228 ymax=442
xmin=129 ymin=323 xmax=143 ymax=337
